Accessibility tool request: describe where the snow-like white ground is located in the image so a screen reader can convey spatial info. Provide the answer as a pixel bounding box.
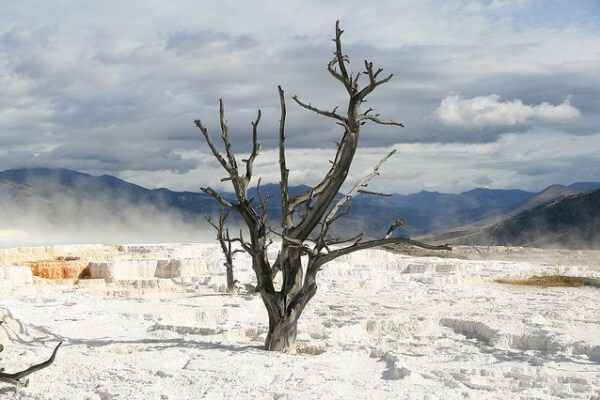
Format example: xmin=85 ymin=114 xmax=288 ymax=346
xmin=0 ymin=243 xmax=599 ymax=399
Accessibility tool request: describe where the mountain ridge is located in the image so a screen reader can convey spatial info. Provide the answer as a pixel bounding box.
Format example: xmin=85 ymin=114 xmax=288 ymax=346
xmin=0 ymin=167 xmax=598 ymax=243
xmin=429 ymin=189 xmax=600 ymax=249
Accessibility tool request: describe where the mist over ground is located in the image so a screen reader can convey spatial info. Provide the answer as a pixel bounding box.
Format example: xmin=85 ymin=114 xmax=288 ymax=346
xmin=0 ymin=191 xmax=215 ymax=248
xmin=1 ymin=168 xmax=599 ymax=249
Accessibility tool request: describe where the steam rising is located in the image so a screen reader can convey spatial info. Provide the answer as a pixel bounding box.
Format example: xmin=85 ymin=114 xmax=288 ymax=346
xmin=0 ymin=189 xmax=216 ymax=248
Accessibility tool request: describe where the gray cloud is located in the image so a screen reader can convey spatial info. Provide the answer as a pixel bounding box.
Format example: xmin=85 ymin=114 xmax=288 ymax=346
xmin=0 ymin=1 xmax=599 ymax=193
xmin=165 ymin=31 xmax=257 ymax=54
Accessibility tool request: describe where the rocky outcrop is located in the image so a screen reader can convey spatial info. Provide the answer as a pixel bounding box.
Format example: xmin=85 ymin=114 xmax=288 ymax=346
xmin=26 ymin=259 xmax=89 ymax=279
xmin=87 ymin=257 xmax=221 ymax=282
xmin=88 ymin=260 xmax=162 ymax=282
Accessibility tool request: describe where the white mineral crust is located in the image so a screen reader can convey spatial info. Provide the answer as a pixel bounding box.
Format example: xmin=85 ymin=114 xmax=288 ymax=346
xmin=0 ymin=243 xmax=598 ymax=399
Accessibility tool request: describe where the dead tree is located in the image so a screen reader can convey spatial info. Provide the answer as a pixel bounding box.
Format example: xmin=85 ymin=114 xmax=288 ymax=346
xmin=195 ymin=21 xmax=450 ymax=352
xmin=0 ymin=323 xmax=61 ymax=388
xmin=205 ymin=207 xmax=243 ymax=294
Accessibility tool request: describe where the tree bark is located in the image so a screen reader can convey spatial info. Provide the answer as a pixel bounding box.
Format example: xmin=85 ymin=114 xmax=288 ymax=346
xmin=264 ymin=312 xmax=299 ymax=353
xmin=225 ymin=262 xmax=235 ymax=294
xmin=261 ymin=253 xmax=304 ymax=353
xmin=0 ymin=340 xmax=62 ymax=387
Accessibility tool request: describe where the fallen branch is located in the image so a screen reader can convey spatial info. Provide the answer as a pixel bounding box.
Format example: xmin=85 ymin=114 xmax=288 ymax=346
xmin=0 ymin=341 xmax=62 ymax=387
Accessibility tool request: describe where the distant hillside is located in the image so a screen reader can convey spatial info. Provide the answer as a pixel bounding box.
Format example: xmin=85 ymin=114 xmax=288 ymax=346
xmin=569 ymin=182 xmax=600 ymax=192
xmin=0 ymin=168 xmax=597 ymax=247
xmin=433 ymin=189 xmax=600 ymax=249
xmin=0 ymin=168 xmax=218 ymax=217
xmin=248 ymin=184 xmax=537 ymax=237
xmin=0 ymin=168 xmax=220 ymax=246
xmin=515 ymin=184 xmax=579 ymax=212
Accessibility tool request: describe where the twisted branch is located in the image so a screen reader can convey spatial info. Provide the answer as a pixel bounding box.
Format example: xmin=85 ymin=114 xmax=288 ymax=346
xmin=0 ymin=341 xmax=62 ymax=387
xmin=319 ymin=149 xmax=397 ymax=241
xmin=278 ymin=86 xmax=291 ymax=230
xmin=292 ymin=96 xmax=347 ymax=123
xmin=244 ymin=110 xmax=262 ymax=183
xmin=200 ymin=187 xmax=235 ymax=209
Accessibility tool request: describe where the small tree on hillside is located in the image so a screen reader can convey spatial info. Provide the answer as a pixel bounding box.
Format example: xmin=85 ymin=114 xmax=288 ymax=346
xmin=195 ymin=21 xmax=450 ymax=352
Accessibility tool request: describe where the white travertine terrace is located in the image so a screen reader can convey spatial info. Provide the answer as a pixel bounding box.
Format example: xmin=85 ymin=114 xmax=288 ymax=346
xmin=0 ymin=266 xmax=33 ymax=287
xmin=0 ymin=242 xmax=599 ymax=399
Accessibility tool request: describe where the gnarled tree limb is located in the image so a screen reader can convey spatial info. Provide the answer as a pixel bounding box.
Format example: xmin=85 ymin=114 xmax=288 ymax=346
xmin=278 ymin=86 xmax=291 ymax=231
xmin=318 ymin=149 xmax=397 ymax=242
xmin=358 ymin=113 xmax=404 ymax=127
xmin=0 ymin=341 xmax=62 ymax=387
xmin=292 ymin=96 xmax=347 ymax=123
xmin=318 ymin=236 xmax=451 ymax=266
xmin=244 ymin=110 xmax=262 ymax=184
xmin=194 ymin=119 xmax=230 ymax=171
xmin=357 ymin=189 xmax=392 ymax=196
xmin=200 ymin=187 xmax=235 ymax=209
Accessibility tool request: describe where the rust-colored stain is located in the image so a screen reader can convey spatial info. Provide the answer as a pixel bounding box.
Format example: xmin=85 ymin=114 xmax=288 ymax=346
xmin=26 ymin=258 xmax=89 ymax=280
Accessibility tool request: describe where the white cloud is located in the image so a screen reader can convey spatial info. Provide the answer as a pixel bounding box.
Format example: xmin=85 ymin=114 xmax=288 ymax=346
xmin=436 ymin=95 xmax=580 ymax=128
xmin=118 ymin=130 xmax=600 ymax=194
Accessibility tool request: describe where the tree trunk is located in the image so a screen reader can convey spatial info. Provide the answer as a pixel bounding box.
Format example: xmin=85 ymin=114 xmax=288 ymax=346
xmin=264 ymin=312 xmax=299 ymax=353
xmin=225 ymin=263 xmax=235 ymax=294
xmin=262 ymin=256 xmax=316 ymax=353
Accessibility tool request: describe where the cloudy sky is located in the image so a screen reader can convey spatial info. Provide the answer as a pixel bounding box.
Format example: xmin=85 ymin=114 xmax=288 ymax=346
xmin=1 ymin=0 xmax=599 ymax=194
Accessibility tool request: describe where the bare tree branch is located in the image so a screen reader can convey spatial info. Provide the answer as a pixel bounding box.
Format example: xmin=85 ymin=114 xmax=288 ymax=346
xmin=205 ymin=208 xmax=238 ymax=293
xmin=384 ymin=218 xmax=405 ymax=239
xmin=319 ymin=149 xmax=397 ymax=241
xmin=230 ymin=231 xmax=252 ymax=253
xmin=324 ymin=232 xmax=364 ymax=247
xmin=326 ymin=202 xmax=352 ymax=227
xmin=0 ymin=342 xmax=62 ymax=386
xmin=292 ymin=96 xmax=347 ymax=123
xmin=219 ymin=99 xmax=238 ymax=173
xmin=204 ymin=215 xmax=219 ymax=231
xmin=278 ymin=86 xmax=291 ymax=230
xmin=195 ymin=101 xmax=275 ymax=296
xmin=194 ymin=119 xmax=230 ymax=171
xmin=358 ymin=113 xmax=404 ymax=127
xmin=333 ymin=20 xmax=352 ymax=92
xmin=357 ymin=189 xmax=392 ymax=197
xmin=269 ymin=228 xmax=318 ymax=257
xmin=319 ymin=237 xmax=451 ymax=265
xmin=327 ymin=57 xmax=350 ymax=90
xmin=356 ymin=60 xmax=394 ymax=102
xmin=244 ymin=110 xmax=262 ymax=183
xmin=200 ymin=187 xmax=235 ymax=209
xmin=255 ymin=178 xmax=269 ymax=224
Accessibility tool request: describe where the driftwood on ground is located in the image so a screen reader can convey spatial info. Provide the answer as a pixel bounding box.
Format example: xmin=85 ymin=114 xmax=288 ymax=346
xmin=0 ymin=320 xmax=61 ymax=388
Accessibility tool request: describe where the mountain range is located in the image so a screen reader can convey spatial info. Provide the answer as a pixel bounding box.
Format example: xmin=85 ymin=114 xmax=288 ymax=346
xmin=0 ymin=167 xmax=598 ymax=248
xmin=424 ymin=188 xmax=600 ymax=249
